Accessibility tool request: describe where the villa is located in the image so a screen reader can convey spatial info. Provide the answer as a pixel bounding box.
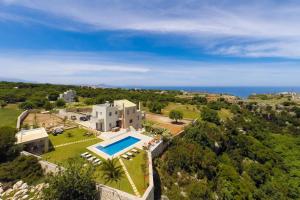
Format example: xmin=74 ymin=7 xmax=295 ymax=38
xmin=90 ymin=99 xmax=144 ymax=132
xmin=59 ymin=90 xmax=76 ymax=103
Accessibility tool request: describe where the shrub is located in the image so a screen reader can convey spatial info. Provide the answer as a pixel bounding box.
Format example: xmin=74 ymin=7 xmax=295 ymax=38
xmin=0 ymin=155 xmax=43 ymax=184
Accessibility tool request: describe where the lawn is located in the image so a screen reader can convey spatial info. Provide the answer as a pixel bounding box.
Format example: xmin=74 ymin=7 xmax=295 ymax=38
xmin=161 ymin=102 xmax=199 ymax=119
xmin=42 ymin=138 xmax=102 ymax=164
xmin=122 ymin=150 xmax=149 ymax=195
xmin=48 ymin=128 xmax=94 ymax=146
xmin=0 ymin=104 xmax=22 ymax=128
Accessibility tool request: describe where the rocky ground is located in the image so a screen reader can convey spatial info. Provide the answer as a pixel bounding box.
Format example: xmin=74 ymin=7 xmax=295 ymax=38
xmin=0 ymin=181 xmax=47 ymax=200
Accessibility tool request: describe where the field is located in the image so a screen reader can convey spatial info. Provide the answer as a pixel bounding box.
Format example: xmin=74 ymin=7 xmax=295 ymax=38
xmin=218 ymin=108 xmax=233 ymax=121
xmin=0 ymin=104 xmax=22 ymax=128
xmin=161 ymin=102 xmax=199 ymax=119
xmin=146 ymin=113 xmax=191 ymax=135
xmin=22 ymin=112 xmax=68 ymax=129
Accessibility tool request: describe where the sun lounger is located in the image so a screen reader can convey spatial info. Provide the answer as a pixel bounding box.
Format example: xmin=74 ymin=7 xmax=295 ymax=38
xmin=93 ymin=158 xmax=100 ymax=163
xmin=131 ymin=149 xmax=139 ymax=153
xmin=85 ymin=154 xmax=92 ymax=158
xmin=121 ymin=155 xmax=129 ymax=159
xmin=126 ymin=152 xmax=134 ymax=157
xmin=81 ymin=152 xmax=89 ymax=157
xmin=94 ymin=160 xmax=102 ymax=165
xmin=88 ymin=156 xmax=96 ymax=162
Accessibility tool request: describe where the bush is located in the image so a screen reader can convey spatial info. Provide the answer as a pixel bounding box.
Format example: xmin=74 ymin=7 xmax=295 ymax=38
xmin=0 ymin=155 xmax=43 ymax=184
xmin=0 ymin=127 xmax=19 ymax=163
xmin=56 ymin=99 xmax=66 ymax=107
xmin=43 ymin=159 xmax=97 ymax=200
xmin=201 ymin=107 xmax=220 ymax=125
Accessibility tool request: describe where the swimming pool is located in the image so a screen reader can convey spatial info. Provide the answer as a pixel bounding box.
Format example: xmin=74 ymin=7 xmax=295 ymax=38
xmin=96 ymin=136 xmax=140 ymax=156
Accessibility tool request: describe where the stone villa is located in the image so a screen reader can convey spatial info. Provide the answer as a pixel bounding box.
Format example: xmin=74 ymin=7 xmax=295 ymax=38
xmin=90 ymin=100 xmax=143 ymax=132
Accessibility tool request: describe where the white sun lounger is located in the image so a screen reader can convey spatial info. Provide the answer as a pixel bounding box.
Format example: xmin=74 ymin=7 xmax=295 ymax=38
xmin=94 ymin=160 xmax=102 ymax=165
xmin=93 ymin=158 xmax=100 ymax=163
xmin=126 ymin=152 xmax=134 ymax=157
xmin=81 ymin=152 xmax=89 ymax=157
xmin=131 ymin=149 xmax=139 ymax=153
xmin=121 ymin=155 xmax=129 ymax=159
xmin=88 ymin=156 xmax=96 ymax=162
xmin=85 ymin=154 xmax=92 ymax=158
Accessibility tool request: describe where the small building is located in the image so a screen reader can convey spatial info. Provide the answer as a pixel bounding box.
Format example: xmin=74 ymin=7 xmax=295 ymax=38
xmin=59 ymin=90 xmax=76 ymax=103
xmin=16 ymin=128 xmax=49 ymax=155
xmin=90 ymin=100 xmax=143 ymax=132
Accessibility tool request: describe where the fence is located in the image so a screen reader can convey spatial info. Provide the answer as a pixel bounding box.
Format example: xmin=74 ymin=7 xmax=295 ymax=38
xmin=16 ymin=110 xmax=29 ymax=130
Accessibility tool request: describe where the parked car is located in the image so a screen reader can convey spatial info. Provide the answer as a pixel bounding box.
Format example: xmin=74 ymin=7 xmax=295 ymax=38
xmin=80 ymin=116 xmax=88 ymax=121
xmin=71 ymin=115 xmax=77 ymax=120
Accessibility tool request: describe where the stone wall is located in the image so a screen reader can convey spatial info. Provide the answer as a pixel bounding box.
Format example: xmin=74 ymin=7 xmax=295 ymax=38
xmin=16 ymin=110 xmax=29 ymax=130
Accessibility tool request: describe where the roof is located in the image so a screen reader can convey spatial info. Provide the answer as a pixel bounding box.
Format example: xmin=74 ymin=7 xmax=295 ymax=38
xmin=114 ymin=99 xmax=136 ymax=108
xmin=16 ymin=128 xmax=48 ymax=144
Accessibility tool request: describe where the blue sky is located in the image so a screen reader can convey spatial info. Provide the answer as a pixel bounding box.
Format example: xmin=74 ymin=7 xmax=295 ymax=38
xmin=0 ymin=0 xmax=300 ymax=86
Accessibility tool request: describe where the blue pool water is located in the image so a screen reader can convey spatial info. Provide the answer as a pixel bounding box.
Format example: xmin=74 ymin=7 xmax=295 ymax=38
xmin=96 ymin=136 xmax=140 ymax=156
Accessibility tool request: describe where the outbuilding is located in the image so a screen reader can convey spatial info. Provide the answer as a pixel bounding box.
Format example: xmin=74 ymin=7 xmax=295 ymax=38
xmin=16 ymin=128 xmax=49 ymax=155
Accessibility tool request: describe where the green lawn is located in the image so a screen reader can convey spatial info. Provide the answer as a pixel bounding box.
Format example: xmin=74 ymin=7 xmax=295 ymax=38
xmin=0 ymin=104 xmax=22 ymax=128
xmin=48 ymin=128 xmax=94 ymax=146
xmin=42 ymin=138 xmax=102 ymax=164
xmin=93 ymin=160 xmax=134 ymax=195
xmin=122 ymin=150 xmax=149 ymax=195
xmin=161 ymin=102 xmax=200 ymax=119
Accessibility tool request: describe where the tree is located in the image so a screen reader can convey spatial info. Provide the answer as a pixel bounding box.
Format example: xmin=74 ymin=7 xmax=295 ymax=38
xmin=100 ymin=158 xmax=124 ymax=189
xmin=148 ymin=102 xmax=165 ymax=114
xmin=56 ymin=99 xmax=66 ymax=107
xmin=19 ymin=101 xmax=35 ymax=110
xmin=43 ymin=159 xmax=98 ymax=200
xmin=44 ymin=101 xmax=54 ymax=111
xmin=201 ymin=107 xmax=220 ymax=125
xmin=48 ymin=92 xmax=59 ymax=101
xmin=187 ymin=181 xmax=212 ymax=200
xmin=169 ymin=110 xmax=183 ymax=123
xmin=0 ymin=127 xmax=19 ymax=163
xmin=0 ymin=100 xmax=7 ymax=108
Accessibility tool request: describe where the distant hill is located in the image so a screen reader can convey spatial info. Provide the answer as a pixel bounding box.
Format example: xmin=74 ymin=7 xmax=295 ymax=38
xmin=0 ymin=77 xmax=31 ymax=83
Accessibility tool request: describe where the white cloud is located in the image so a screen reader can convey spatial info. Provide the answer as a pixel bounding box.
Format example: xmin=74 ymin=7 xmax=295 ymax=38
xmin=1 ymin=51 xmax=300 ymax=86
xmin=1 ymin=0 xmax=300 ymax=58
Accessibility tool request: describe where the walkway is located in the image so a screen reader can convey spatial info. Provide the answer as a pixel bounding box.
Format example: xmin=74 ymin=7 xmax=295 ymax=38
xmin=54 ymin=138 xmax=98 ymax=148
xmin=118 ymin=158 xmax=141 ymax=197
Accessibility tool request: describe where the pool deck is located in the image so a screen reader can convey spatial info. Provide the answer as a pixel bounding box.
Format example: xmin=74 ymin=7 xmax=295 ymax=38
xmin=87 ymin=132 xmax=152 ymax=159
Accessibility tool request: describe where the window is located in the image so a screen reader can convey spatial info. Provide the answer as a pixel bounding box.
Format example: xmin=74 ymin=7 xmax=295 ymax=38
xmin=127 ymin=110 xmax=130 ymax=115
xmin=133 ymin=108 xmax=136 ymax=113
xmin=115 ymin=111 xmax=118 ymax=115
xmin=109 ymin=112 xmax=112 ymax=116
xmin=96 ymin=112 xmax=98 ymax=118
xmin=129 ymin=119 xmax=133 ymax=123
xmin=109 ymin=123 xmax=112 ymax=128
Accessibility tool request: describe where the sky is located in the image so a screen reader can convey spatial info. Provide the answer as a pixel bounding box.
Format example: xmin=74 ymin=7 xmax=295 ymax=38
xmin=0 ymin=0 xmax=300 ymax=86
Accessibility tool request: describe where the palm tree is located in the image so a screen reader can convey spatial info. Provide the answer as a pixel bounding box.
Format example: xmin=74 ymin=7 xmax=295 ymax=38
xmin=100 ymin=158 xmax=124 ymax=189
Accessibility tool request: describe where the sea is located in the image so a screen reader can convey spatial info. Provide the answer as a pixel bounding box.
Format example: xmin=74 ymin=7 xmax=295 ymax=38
xmin=124 ymin=86 xmax=300 ymax=99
